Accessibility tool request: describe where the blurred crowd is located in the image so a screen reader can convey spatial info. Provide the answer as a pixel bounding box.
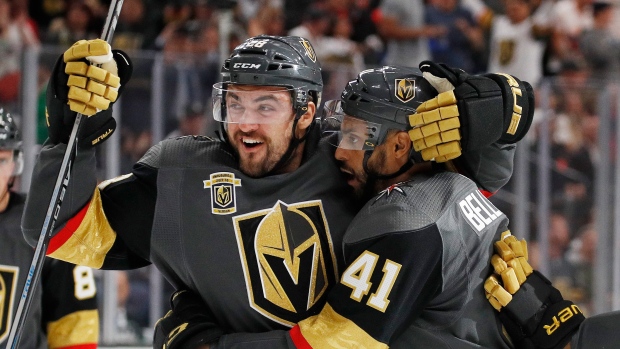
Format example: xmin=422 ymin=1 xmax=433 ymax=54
xmin=1 ymin=0 xmax=618 ymax=343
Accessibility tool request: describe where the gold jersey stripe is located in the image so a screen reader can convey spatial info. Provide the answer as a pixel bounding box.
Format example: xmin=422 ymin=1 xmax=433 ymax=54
xmin=46 ymin=309 xmax=99 ymax=349
xmin=298 ymin=303 xmax=388 ymax=349
xmin=48 ymin=188 xmax=117 ymax=269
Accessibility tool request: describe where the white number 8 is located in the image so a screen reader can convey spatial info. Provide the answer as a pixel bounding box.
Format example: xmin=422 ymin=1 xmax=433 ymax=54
xmin=73 ymin=265 xmax=96 ymax=300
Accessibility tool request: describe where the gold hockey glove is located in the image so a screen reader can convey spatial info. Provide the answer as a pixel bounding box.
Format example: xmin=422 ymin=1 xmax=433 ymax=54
xmin=409 ymin=61 xmax=534 ymax=162
xmin=46 ymin=39 xmax=132 ymax=148
xmin=153 ymin=290 xmax=223 ymax=349
xmin=486 ymin=231 xmax=584 ymax=349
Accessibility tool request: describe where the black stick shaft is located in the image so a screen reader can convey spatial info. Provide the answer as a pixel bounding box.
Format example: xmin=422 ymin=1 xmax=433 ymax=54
xmin=6 ymin=1 xmax=124 ymax=347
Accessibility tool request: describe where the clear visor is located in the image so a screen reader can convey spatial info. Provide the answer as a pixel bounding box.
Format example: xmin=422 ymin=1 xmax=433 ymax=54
xmin=321 ymin=100 xmax=382 ymax=150
xmin=212 ymin=82 xmax=299 ymax=124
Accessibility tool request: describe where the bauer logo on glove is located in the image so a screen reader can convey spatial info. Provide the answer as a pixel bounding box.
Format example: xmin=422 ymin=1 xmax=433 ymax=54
xmin=485 ymin=231 xmax=585 ymax=349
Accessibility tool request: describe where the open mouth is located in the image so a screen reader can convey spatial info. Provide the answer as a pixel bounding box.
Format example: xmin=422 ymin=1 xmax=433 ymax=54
xmin=339 ymin=168 xmax=355 ymax=182
xmin=241 ymin=137 xmax=264 ymax=149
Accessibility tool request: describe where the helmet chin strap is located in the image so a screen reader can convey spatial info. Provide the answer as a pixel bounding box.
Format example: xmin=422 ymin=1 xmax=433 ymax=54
xmin=265 ymin=107 xmax=314 ymax=176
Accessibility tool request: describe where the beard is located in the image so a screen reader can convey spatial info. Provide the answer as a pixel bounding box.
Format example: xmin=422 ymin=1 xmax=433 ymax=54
xmin=346 ymin=149 xmax=388 ymax=201
xmin=229 ymin=127 xmax=293 ymax=178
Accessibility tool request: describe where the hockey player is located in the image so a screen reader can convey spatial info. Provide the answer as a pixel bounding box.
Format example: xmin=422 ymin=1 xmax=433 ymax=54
xmin=23 ymin=36 xmax=533 ymax=348
xmin=154 ymin=64 xmax=543 ymax=349
xmin=0 ymin=110 xmax=99 ymax=349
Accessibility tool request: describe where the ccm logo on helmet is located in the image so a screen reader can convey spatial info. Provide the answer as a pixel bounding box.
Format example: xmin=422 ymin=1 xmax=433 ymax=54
xmin=233 ymin=63 xmax=261 ymax=69
xmin=544 ymin=304 xmax=582 ymax=335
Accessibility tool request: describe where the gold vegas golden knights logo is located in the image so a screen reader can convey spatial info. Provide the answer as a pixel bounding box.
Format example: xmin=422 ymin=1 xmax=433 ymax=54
xmin=395 ymin=78 xmax=416 ymax=103
xmin=233 ymin=200 xmax=338 ymax=326
xmin=0 ymin=265 xmax=18 ymax=344
xmin=204 ymin=172 xmax=242 ymax=215
xmin=499 ymin=40 xmax=515 ymax=66
xmin=299 ymin=39 xmax=317 ymax=63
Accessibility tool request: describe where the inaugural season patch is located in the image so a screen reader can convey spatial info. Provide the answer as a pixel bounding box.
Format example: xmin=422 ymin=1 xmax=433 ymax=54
xmin=233 ymin=200 xmax=338 ymax=327
xmin=204 ymin=172 xmax=242 ymax=215
xmin=395 ymin=78 xmax=416 ymax=103
xmin=0 ymin=265 xmax=18 ymax=344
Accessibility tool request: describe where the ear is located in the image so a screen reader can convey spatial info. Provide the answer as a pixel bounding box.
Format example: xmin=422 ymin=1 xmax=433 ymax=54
xmin=295 ymin=101 xmax=316 ymax=136
xmin=393 ymin=131 xmax=413 ymax=162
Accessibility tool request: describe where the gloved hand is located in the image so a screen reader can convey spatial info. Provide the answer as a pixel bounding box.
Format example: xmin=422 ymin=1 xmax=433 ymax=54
xmin=485 ymin=231 xmax=584 ymax=349
xmin=153 ymin=289 xmax=224 ymax=349
xmin=408 ymin=61 xmax=534 ymax=162
xmin=46 ymin=39 xmax=133 ymax=148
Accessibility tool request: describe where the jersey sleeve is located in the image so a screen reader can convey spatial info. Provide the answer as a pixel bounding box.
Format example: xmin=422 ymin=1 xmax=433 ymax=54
xmin=290 ymin=224 xmax=443 ymax=348
xmin=453 ymin=141 xmax=516 ymax=195
xmin=22 ymin=140 xmax=156 ymax=270
xmin=41 ymin=258 xmax=99 ymax=349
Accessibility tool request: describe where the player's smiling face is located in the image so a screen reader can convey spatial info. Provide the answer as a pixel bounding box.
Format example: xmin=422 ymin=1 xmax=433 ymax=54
xmin=225 ymin=85 xmax=296 ymax=177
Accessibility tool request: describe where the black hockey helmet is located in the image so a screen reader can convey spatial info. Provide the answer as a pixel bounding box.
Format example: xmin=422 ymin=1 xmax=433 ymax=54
xmin=213 ymin=35 xmax=323 ymax=122
xmin=0 ymin=109 xmax=23 ymax=176
xmin=323 ymin=66 xmax=438 ymax=151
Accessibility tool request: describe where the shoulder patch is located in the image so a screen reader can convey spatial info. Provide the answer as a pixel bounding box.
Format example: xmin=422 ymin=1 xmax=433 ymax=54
xmin=203 ymin=172 xmax=242 ymax=214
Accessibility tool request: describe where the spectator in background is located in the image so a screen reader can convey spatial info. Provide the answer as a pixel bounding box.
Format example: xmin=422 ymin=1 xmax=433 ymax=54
xmin=567 ymin=223 xmax=597 ymax=315
xmin=547 ymin=210 xmax=577 ymax=296
xmin=288 ymin=5 xmax=331 ymax=53
xmin=425 ymin=0 xmax=484 ymax=73
xmin=165 ymin=102 xmax=209 ymax=139
xmin=160 ymin=20 xmax=211 ymax=128
xmin=113 ymin=0 xmax=164 ymax=50
xmin=487 ymin=0 xmax=546 ymax=86
xmin=547 ymin=0 xmax=594 ymax=75
xmin=247 ymin=6 xmax=286 ymax=36
xmin=320 ymin=15 xmax=365 ymax=99
xmin=0 ymin=0 xmax=39 ymax=106
xmin=28 ymin=0 xmax=67 ymax=30
xmin=377 ymin=0 xmax=446 ymax=66
xmin=162 ymin=0 xmax=193 ymax=26
xmin=349 ymin=0 xmax=383 ymax=66
xmin=44 ymin=0 xmax=99 ymax=46
xmin=112 ymin=271 xmax=145 ymax=345
xmin=579 ymin=1 xmax=620 ymax=83
xmin=283 ymin=0 xmax=314 ymax=31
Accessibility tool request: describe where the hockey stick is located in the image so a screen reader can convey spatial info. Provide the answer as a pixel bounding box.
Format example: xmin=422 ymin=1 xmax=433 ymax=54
xmin=6 ymin=1 xmax=124 ymax=347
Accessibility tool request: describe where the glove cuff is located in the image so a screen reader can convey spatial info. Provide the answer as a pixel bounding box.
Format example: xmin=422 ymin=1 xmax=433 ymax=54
xmin=530 ymin=300 xmax=585 ymax=349
xmin=485 ymin=73 xmax=534 ymax=144
xmin=502 ymin=271 xmax=584 ymax=349
xmin=111 ymin=49 xmax=133 ymax=95
xmin=168 ymin=322 xmax=223 ymax=349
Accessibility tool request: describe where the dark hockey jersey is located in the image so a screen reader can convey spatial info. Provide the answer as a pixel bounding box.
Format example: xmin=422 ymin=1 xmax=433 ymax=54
xmin=1 ymin=193 xmax=98 ymax=349
xmin=210 ymin=171 xmax=512 ymax=348
xmin=23 ymin=133 xmax=359 ymax=332
xmin=22 ymin=127 xmax=515 ymax=334
xmin=292 ymin=171 xmax=512 ymax=348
